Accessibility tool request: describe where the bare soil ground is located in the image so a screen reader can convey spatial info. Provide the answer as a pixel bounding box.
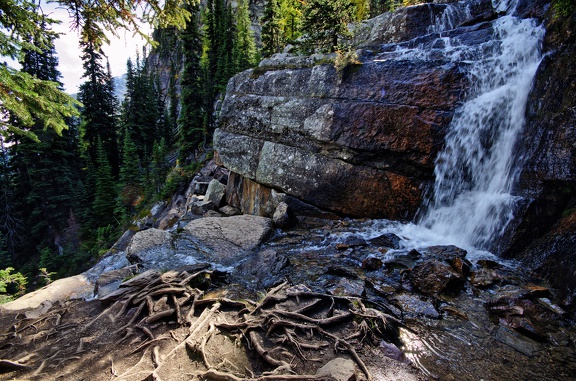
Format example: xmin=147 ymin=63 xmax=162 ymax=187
xmin=0 ymin=269 xmax=423 ymax=381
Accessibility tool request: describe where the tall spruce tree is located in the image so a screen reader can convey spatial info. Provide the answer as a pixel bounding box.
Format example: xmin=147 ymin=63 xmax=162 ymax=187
xmin=116 ymin=130 xmax=142 ymax=227
xmin=234 ymin=0 xmax=259 ymax=71
xmin=0 ymin=140 xmax=21 ymax=265
xmin=120 ymin=52 xmax=161 ymax=163
xmin=301 ymin=0 xmax=355 ymax=52
xmin=261 ymin=0 xmax=283 ymax=56
xmin=178 ymin=2 xmax=205 ymax=162
xmin=151 ymin=138 xmax=169 ymax=194
xmin=200 ymin=0 xmax=242 ymax=144
xmin=7 ymin=18 xmax=84 ymax=269
xmin=78 ymin=28 xmax=119 ymax=175
xmin=92 ymin=138 xmax=117 ymax=228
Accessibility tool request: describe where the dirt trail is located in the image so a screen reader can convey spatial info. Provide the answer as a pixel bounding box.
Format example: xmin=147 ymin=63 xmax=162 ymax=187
xmin=0 ymin=269 xmax=423 ymax=381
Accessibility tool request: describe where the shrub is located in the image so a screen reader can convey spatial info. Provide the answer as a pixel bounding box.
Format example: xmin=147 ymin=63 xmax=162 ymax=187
xmin=0 ymin=267 xmax=27 ymax=304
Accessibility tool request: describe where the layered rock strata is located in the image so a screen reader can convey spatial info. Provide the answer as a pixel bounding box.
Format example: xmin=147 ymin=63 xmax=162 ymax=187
xmin=214 ymin=0 xmax=514 ymax=219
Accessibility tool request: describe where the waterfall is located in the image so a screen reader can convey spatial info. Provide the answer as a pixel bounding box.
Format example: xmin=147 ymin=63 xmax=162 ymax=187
xmin=416 ymin=0 xmax=546 ymax=251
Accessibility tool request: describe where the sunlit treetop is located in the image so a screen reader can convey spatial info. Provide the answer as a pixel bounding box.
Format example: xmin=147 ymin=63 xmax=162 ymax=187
xmin=52 ymin=0 xmax=196 ymax=50
xmin=0 ymin=0 xmax=197 ymax=141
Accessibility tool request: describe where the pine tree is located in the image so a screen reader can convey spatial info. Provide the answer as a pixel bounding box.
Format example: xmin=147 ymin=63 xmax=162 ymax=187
xmin=152 ymin=138 xmax=169 ymax=194
xmin=178 ymin=2 xmax=205 ymax=162
xmin=78 ymin=33 xmax=119 ymax=174
xmin=1 ymin=0 xmax=199 ymax=142
xmin=234 ymin=0 xmax=259 ymax=71
xmin=281 ymin=0 xmax=304 ymax=43
xmin=116 ymin=130 xmax=142 ymax=226
xmin=261 ymin=0 xmax=283 ymax=56
xmin=92 ymin=138 xmax=117 ymax=228
xmin=120 ymin=52 xmax=161 ymax=164
xmin=6 ymin=18 xmax=84 ymax=268
xmin=0 ymin=140 xmax=21 ymax=264
xmin=301 ymin=0 xmax=355 ymax=52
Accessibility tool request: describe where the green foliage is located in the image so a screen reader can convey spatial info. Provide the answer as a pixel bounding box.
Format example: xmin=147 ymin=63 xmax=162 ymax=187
xmin=95 ymin=224 xmax=117 ymax=256
xmin=0 ymin=66 xmax=81 ymax=140
xmin=38 ymin=268 xmax=57 ymax=286
xmin=301 ymin=0 xmax=356 ymax=53
xmin=92 ymin=139 xmax=117 ymax=227
xmin=234 ymin=0 xmax=259 ymax=71
xmin=261 ymin=0 xmax=284 ymax=56
xmin=0 ymin=144 xmax=22 ymax=261
xmin=159 ymin=163 xmax=202 ymax=200
xmin=79 ymin=49 xmax=119 ymax=172
xmin=1 ymin=0 xmax=196 ymax=142
xmin=178 ymin=2 xmax=206 ymax=162
xmin=401 ymin=0 xmax=426 ymax=7
xmin=261 ymin=0 xmax=304 ymax=57
xmin=0 ymin=267 xmax=27 ymax=304
xmin=0 ymin=232 xmax=9 ymax=269
xmin=120 ymin=50 xmax=163 ymax=163
xmin=334 ymin=47 xmax=361 ymax=72
xmin=5 ymin=24 xmax=85 ymax=268
xmin=553 ymin=0 xmax=576 ymax=18
xmin=0 ymin=1 xmax=80 ymax=141
xmin=116 ymin=130 xmax=143 ymax=227
xmin=151 ymin=138 xmax=170 ymax=194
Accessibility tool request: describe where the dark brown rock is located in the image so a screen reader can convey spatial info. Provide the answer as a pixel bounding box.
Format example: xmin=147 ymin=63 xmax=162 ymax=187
xmin=409 ymin=259 xmax=466 ymax=296
xmin=362 ymin=256 xmax=383 ymax=271
xmin=504 ymin=13 xmax=576 ymax=299
xmin=425 ymin=245 xmax=468 ymax=260
xmin=368 ymin=233 xmax=401 ymax=249
xmin=214 ymin=33 xmax=470 ymax=219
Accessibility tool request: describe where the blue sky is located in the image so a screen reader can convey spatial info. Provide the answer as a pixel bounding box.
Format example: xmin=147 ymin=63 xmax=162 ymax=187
xmin=44 ymin=2 xmax=149 ymax=93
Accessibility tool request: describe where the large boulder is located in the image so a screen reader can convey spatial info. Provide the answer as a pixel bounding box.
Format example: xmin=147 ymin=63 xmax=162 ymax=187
xmin=183 ymin=215 xmax=274 ymax=264
xmin=215 ymin=53 xmax=470 ymax=219
xmin=214 ymin=0 xmax=536 ymax=219
xmin=0 ymin=275 xmax=93 ymax=314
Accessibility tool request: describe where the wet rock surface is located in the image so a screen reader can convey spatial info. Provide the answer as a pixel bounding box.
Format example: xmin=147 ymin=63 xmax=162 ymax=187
xmin=2 ymin=217 xmax=575 ymax=381
xmin=225 ymin=218 xmax=576 ymax=381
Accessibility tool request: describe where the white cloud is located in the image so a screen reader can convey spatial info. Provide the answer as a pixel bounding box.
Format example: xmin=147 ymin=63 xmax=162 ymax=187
xmin=44 ymin=2 xmax=150 ymax=93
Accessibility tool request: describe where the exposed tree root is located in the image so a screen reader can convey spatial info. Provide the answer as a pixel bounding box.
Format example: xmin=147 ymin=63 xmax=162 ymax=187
xmin=198 ymin=368 xmax=336 ymax=381
xmin=0 ymin=269 xmax=402 ymax=381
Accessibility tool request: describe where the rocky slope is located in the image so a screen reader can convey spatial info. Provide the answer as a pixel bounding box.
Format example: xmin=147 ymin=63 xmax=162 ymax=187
xmin=213 ymin=0 xmax=576 ymax=297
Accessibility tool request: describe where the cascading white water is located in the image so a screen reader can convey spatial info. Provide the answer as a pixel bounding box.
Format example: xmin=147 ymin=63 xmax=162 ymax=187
xmin=413 ymin=0 xmax=546 ymax=251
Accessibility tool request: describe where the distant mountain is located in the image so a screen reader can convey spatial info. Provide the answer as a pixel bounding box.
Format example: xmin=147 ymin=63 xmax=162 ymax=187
xmin=69 ymin=74 xmax=127 ymax=101
xmin=113 ymin=74 xmax=127 ymax=101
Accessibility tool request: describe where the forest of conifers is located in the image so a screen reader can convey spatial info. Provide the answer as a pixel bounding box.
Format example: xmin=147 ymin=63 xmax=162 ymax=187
xmin=1 ymin=0 xmax=572 ymax=302
xmin=0 ymin=0 xmax=408 ymax=301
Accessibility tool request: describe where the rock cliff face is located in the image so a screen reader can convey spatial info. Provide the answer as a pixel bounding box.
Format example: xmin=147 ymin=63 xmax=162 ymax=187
xmin=214 ymin=0 xmax=541 ymax=219
xmin=505 ymin=10 xmax=576 ymax=300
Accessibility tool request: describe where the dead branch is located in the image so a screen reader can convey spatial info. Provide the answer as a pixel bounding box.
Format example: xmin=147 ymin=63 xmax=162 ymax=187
xmin=248 ymin=330 xmax=292 ymax=372
xmin=0 ymin=359 xmax=30 ymax=371
xmin=271 ymin=309 xmax=353 ymax=326
xmin=199 ymin=369 xmax=334 ymax=381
